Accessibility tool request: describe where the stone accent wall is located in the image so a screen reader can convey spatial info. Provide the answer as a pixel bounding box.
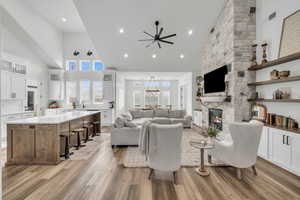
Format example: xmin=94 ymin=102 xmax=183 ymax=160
xmin=199 ymin=0 xmax=256 ymax=132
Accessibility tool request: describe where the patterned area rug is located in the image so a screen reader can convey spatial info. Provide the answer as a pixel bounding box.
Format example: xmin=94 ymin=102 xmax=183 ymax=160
xmin=122 ymin=129 xmax=225 ymax=168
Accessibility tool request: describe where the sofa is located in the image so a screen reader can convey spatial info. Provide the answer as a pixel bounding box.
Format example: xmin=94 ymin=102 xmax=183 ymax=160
xmin=111 ymin=109 xmax=192 ymax=146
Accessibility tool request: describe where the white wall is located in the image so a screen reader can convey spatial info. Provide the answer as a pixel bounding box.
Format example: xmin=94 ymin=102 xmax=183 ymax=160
xmin=256 ymin=0 xmax=300 ymax=122
xmin=1 ymin=0 xmax=63 ymax=67
xmin=2 ymin=25 xmax=49 ymax=112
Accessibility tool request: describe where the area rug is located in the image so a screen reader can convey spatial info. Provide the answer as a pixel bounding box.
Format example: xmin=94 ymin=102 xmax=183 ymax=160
xmin=122 ymin=129 xmax=225 ymax=168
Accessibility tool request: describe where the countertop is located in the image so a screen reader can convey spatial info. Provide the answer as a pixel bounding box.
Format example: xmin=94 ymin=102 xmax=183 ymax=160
xmin=7 ymin=111 xmax=101 ymax=125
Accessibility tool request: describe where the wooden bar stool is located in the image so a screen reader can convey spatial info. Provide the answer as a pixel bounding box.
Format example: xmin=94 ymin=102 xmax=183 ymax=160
xmin=72 ymin=128 xmax=86 ymax=150
xmin=92 ymin=121 xmax=101 ymax=136
xmin=60 ymin=135 xmax=73 ymax=159
xmin=83 ymin=121 xmax=93 ymax=143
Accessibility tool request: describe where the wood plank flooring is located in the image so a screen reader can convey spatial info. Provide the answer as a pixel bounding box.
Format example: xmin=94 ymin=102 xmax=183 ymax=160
xmin=2 ymin=132 xmax=300 ymax=200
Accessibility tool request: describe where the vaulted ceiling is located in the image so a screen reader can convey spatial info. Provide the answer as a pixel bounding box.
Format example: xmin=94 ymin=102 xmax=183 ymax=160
xmin=74 ymin=0 xmax=225 ymax=72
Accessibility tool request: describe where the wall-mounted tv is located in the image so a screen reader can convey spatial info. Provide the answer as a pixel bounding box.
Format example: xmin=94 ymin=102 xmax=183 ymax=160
xmin=204 ymin=65 xmax=228 ymax=94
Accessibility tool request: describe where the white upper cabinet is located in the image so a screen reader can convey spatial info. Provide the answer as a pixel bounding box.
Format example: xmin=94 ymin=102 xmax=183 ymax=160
xmin=0 ymin=71 xmax=25 ymax=100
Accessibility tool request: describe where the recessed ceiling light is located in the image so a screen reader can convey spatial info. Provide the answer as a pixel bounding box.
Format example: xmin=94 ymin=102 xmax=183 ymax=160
xmin=119 ymin=28 xmax=124 ymax=33
xmin=124 ymin=53 xmax=128 ymax=58
xmin=61 ymin=17 xmax=67 ymax=22
xmin=188 ymin=29 xmax=193 ymax=35
xmin=152 ymin=54 xmax=157 ymax=59
xmin=180 ymin=54 xmax=184 ymax=59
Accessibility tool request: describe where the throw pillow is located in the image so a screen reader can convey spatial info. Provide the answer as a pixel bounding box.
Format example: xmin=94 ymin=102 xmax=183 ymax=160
xmin=129 ymin=110 xmax=142 ymax=119
xmin=115 ymin=117 xmax=125 ymax=128
xmin=121 ymin=113 xmax=132 ymax=121
xmin=154 ymin=109 xmax=169 ymax=118
xmin=124 ymin=121 xmax=137 ymax=128
xmin=142 ymin=110 xmax=154 ymax=118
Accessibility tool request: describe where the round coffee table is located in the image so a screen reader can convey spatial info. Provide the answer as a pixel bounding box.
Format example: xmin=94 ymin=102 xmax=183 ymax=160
xmin=190 ymin=140 xmax=215 ymax=177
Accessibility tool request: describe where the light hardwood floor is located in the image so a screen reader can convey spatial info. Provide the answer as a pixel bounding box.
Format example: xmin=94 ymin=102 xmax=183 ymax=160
xmin=2 ymin=131 xmax=300 ymax=200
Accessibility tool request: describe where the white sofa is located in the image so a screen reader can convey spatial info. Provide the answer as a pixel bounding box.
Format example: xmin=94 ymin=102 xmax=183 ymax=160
xmin=111 ymin=109 xmax=192 ymax=146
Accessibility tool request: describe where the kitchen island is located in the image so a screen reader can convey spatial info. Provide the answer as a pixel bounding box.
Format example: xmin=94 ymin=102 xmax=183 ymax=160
xmin=6 ymin=111 xmax=101 ymax=165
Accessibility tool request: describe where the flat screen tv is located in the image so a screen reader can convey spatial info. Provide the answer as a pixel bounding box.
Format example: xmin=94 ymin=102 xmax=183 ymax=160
xmin=204 ymin=65 xmax=228 ymax=94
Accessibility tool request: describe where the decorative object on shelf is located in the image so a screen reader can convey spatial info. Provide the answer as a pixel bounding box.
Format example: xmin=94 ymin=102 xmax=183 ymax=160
xmin=273 ymin=87 xmax=291 ymax=100
xmin=261 ymin=42 xmax=268 ymax=64
xmin=278 ymin=70 xmax=290 ymax=78
xmin=251 ymin=104 xmax=267 ymax=122
xmin=251 ymin=43 xmax=258 ymax=66
xmin=279 ymin=9 xmax=300 ymax=58
xmin=270 ymin=70 xmax=279 ymax=80
xmin=266 ymin=113 xmax=299 ymax=130
xmin=73 ymin=50 xmax=80 ymax=56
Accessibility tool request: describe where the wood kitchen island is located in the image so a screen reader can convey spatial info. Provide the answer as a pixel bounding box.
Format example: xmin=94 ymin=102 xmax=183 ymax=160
xmin=6 ymin=111 xmax=101 ymax=165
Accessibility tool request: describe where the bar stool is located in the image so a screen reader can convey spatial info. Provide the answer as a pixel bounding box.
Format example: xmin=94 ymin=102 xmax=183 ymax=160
xmin=59 ymin=134 xmax=73 ymax=159
xmin=72 ymin=128 xmax=86 ymax=150
xmin=92 ymin=121 xmax=101 ymax=136
xmin=83 ymin=121 xmax=94 ymax=143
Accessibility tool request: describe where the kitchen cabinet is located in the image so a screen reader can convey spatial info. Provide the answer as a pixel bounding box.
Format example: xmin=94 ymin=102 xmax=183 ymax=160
xmin=258 ymin=126 xmax=269 ymax=159
xmin=0 ymin=71 xmax=25 ymax=100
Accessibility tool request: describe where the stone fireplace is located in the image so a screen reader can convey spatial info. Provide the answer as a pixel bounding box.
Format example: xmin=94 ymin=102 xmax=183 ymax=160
xmin=209 ymin=108 xmax=223 ymax=130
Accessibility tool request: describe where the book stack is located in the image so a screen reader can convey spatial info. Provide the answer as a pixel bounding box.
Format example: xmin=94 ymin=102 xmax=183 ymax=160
xmin=266 ymin=113 xmax=298 ymax=130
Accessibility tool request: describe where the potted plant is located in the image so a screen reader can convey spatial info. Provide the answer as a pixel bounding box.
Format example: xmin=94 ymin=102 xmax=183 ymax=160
xmin=207 ymin=126 xmax=220 ymax=143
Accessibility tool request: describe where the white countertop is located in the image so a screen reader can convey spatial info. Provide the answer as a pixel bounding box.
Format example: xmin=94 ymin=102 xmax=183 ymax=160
xmin=7 ymin=111 xmax=100 ymax=125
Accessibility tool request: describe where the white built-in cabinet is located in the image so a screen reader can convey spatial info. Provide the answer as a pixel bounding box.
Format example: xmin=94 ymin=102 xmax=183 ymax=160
xmin=258 ymin=126 xmax=300 ymax=176
xmin=193 ymin=110 xmax=203 ymax=127
xmin=0 ymin=70 xmax=25 ymax=100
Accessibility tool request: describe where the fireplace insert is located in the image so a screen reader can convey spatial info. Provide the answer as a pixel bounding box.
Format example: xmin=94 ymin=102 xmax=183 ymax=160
xmin=209 ymin=108 xmax=223 ymax=130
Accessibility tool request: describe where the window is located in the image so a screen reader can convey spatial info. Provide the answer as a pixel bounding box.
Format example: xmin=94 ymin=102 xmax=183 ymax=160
xmin=94 ymin=61 xmax=104 ymax=71
xmin=80 ymin=61 xmax=92 ymax=72
xmin=80 ymin=80 xmax=91 ymax=103
xmin=145 ymin=91 xmax=160 ymax=106
xmin=93 ymin=81 xmax=103 ymax=104
xmin=144 ymin=81 xmax=159 ymax=87
xmin=161 ymin=81 xmax=171 ymax=87
xmin=66 ymin=60 xmax=77 ymax=71
xmin=66 ymin=81 xmax=77 ymax=104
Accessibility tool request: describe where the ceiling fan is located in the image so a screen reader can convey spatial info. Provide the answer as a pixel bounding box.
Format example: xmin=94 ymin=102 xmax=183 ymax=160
xmin=139 ymin=21 xmax=176 ymax=48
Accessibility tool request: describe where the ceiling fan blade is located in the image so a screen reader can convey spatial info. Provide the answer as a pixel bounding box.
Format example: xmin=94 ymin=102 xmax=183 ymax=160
xmin=159 ymin=34 xmax=176 ymax=40
xmin=138 ymin=39 xmax=154 ymax=42
xmin=158 ymin=28 xmax=164 ymax=37
xmin=158 ymin=42 xmax=161 ymax=48
xmin=144 ymin=31 xmax=154 ymax=38
xmin=146 ymin=41 xmax=155 ymax=48
xmin=158 ymin=39 xmax=174 ymax=45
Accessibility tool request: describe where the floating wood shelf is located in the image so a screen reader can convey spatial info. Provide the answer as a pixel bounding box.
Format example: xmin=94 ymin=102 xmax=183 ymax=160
xmin=265 ymin=124 xmax=300 ymax=134
xmin=248 ymin=52 xmax=300 ymax=71
xmin=248 ymin=76 xmax=300 ymax=86
xmin=248 ymin=99 xmax=300 ymax=103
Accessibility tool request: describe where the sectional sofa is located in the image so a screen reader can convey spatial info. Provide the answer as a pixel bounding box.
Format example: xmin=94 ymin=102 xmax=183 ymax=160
xmin=111 ymin=109 xmax=192 ymax=146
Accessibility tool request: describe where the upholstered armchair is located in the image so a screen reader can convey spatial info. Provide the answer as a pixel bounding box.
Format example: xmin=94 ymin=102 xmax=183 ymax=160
xmin=148 ymin=123 xmax=183 ymax=184
xmin=207 ymin=120 xmax=263 ymax=180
